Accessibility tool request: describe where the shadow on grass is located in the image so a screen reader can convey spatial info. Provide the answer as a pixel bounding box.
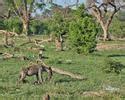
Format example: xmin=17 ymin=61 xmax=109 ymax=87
xmin=41 ymin=56 xmax=49 ymax=59
xmin=55 ymin=78 xmax=84 ymax=83
xmin=108 ymin=54 xmax=125 ymax=57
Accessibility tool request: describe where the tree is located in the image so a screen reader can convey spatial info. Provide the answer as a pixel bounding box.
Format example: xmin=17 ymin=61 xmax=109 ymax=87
xmin=6 ymin=0 xmax=36 ymax=35
xmin=4 ymin=0 xmax=48 ymax=35
xmin=49 ymin=5 xmax=69 ymax=51
xmin=86 ymin=0 xmax=125 ymax=41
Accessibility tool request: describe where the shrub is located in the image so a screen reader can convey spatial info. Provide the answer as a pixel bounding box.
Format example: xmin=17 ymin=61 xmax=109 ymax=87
xmin=103 ymin=58 xmax=125 ymax=74
xmin=69 ymin=15 xmax=98 ymax=54
xmin=29 ymin=20 xmax=48 ymax=35
xmin=4 ymin=17 xmax=23 ymax=34
xmin=110 ymin=17 xmax=125 ymax=38
xmin=0 ymin=20 xmax=5 ymax=29
xmin=48 ymin=12 xmax=68 ymax=38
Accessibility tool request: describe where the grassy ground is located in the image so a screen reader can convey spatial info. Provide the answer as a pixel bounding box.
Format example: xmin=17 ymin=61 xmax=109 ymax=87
xmin=0 ymin=35 xmax=125 ymax=99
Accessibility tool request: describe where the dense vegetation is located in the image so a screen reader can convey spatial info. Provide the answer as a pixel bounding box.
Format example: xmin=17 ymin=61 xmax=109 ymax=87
xmin=68 ymin=5 xmax=98 ymax=54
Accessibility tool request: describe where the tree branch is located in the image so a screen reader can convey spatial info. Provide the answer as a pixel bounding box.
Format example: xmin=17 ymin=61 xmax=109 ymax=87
xmin=23 ymin=0 xmax=27 ymax=15
xmin=0 ymin=30 xmax=18 ymax=36
xmin=29 ymin=0 xmax=35 ymax=17
xmin=106 ymin=2 xmax=121 ymax=28
xmin=90 ymin=5 xmax=104 ymax=26
xmin=11 ymin=0 xmax=21 ymax=17
xmin=23 ymin=0 xmax=35 ymax=21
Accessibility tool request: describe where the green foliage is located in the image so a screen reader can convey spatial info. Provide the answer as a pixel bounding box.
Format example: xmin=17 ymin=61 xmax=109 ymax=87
xmin=4 ymin=17 xmax=23 ymax=34
xmin=118 ymin=11 xmax=125 ymax=21
xmin=49 ymin=9 xmax=68 ymax=38
xmin=103 ymin=58 xmax=125 ymax=74
xmin=110 ymin=17 xmax=125 ymax=38
xmin=36 ymin=2 xmax=46 ymax=11
xmin=68 ymin=5 xmax=98 ymax=54
xmin=29 ymin=20 xmax=48 ymax=35
xmin=0 ymin=20 xmax=5 ymax=30
xmin=3 ymin=18 xmax=49 ymax=35
xmin=2 ymin=18 xmax=52 ymax=35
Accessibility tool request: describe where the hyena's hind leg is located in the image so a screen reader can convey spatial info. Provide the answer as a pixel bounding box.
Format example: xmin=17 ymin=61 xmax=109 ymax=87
xmin=47 ymin=67 xmax=53 ymax=81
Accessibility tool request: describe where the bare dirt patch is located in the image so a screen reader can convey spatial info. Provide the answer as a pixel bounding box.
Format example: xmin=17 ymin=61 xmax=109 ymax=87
xmin=96 ymin=43 xmax=125 ymax=51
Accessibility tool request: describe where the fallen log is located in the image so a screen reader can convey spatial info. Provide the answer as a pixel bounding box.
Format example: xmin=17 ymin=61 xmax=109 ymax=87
xmin=20 ymin=41 xmax=34 ymax=46
xmin=1 ymin=52 xmax=30 ymax=61
xmin=0 ymin=30 xmax=18 ymax=36
xmin=19 ymin=38 xmax=51 ymax=47
xmin=38 ymin=61 xmax=87 ymax=80
xmin=35 ymin=38 xmax=52 ymax=44
xmin=51 ymin=67 xmax=86 ymax=80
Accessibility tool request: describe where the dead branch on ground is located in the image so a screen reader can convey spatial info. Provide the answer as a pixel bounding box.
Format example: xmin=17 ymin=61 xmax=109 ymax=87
xmin=37 ymin=60 xmax=87 ymax=80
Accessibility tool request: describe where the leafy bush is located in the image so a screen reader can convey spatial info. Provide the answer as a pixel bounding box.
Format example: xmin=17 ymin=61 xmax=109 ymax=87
xmin=103 ymin=58 xmax=125 ymax=74
xmin=110 ymin=17 xmax=125 ymax=38
xmin=29 ymin=20 xmax=48 ymax=35
xmin=68 ymin=5 xmax=98 ymax=54
xmin=48 ymin=9 xmax=69 ymax=38
xmin=4 ymin=18 xmax=50 ymax=35
xmin=0 ymin=20 xmax=5 ymax=30
xmin=4 ymin=17 xmax=23 ymax=34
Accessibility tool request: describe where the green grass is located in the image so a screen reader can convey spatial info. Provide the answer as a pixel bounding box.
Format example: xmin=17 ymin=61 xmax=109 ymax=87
xmin=0 ymin=35 xmax=125 ymax=99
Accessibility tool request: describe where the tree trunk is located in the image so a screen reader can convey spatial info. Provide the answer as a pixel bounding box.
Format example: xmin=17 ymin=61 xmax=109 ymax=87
xmin=22 ymin=20 xmax=32 ymax=42
xmin=22 ymin=20 xmax=29 ymax=36
xmin=103 ymin=26 xmax=111 ymax=41
xmin=55 ymin=35 xmax=63 ymax=51
xmin=55 ymin=39 xmax=63 ymax=51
